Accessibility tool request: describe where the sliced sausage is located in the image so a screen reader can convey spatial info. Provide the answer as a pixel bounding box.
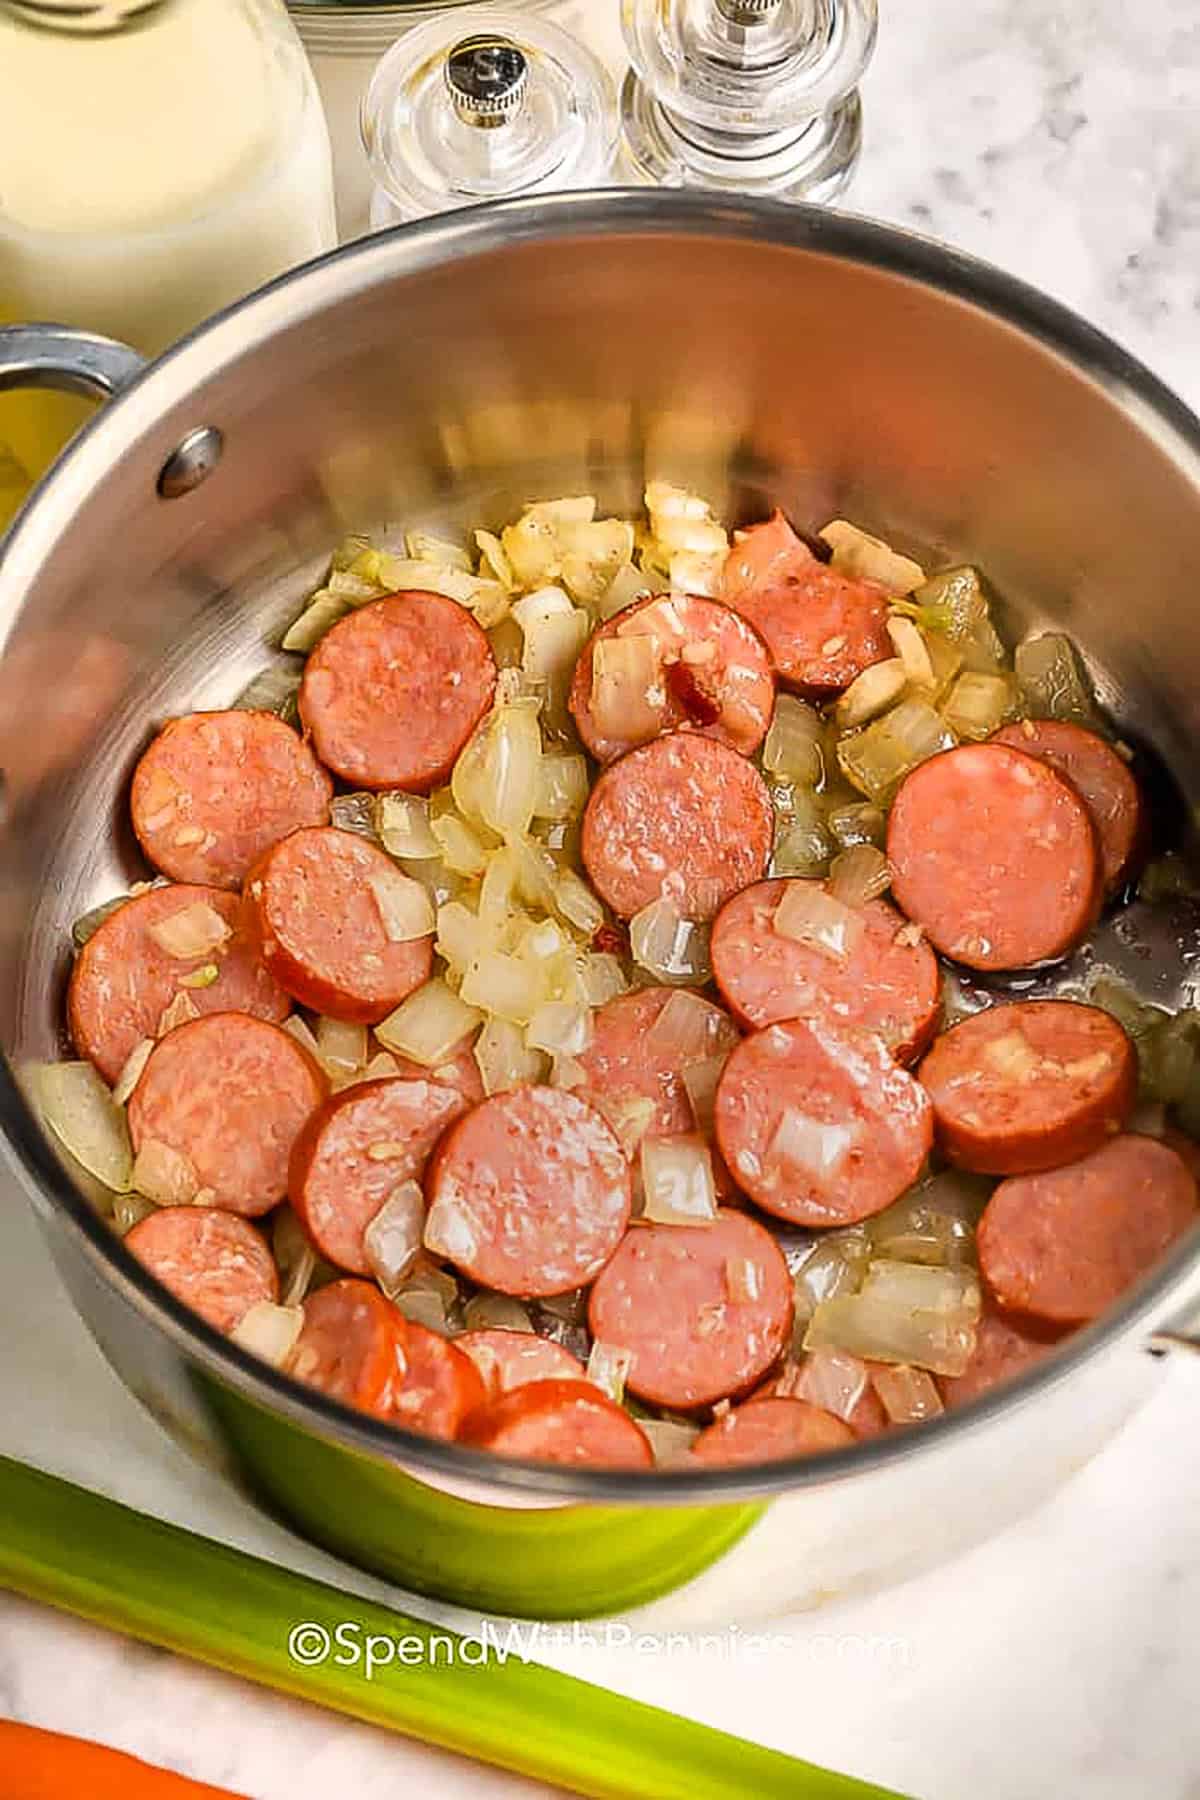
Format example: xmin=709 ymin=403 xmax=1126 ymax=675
xmin=243 ymin=826 xmax=433 ymax=1024
xmin=721 ymin=510 xmax=892 ymax=696
xmin=388 ymin=1037 xmax=485 ymax=1105
xmin=992 ymin=719 xmax=1146 ymax=893
xmin=125 ymin=1206 xmax=277 ymax=1334
xmin=128 ymin=1014 xmax=327 ymax=1217
xmin=68 ymin=883 xmax=289 ymax=1085
xmin=938 ymin=1304 xmax=1064 ymax=1409
xmin=711 ymin=878 xmax=941 ymax=1062
xmin=581 ymin=733 xmax=773 ymax=921
xmin=298 ymin=591 xmax=497 ymax=792
xmin=887 ymin=742 xmax=1102 ymax=971
xmin=131 ymin=711 xmax=332 ymax=890
xmin=289 ymin=1077 xmax=468 ymax=1275
xmin=568 ymin=592 xmax=775 ymax=763
xmin=424 ymin=1086 xmax=631 ymax=1297
xmin=573 ymin=986 xmax=740 ymax=1146
xmin=389 ymin=1321 xmax=487 ymax=1440
xmin=691 ymin=1399 xmax=854 ymax=1466
xmin=919 ymin=999 xmax=1136 ymax=1175
xmin=586 ymin=1208 xmax=793 ymax=1409
xmin=288 ymin=1278 xmax=408 ymax=1414
xmin=459 ymin=1378 xmax=654 ymax=1468
xmin=978 ymin=1134 xmax=1197 ymax=1324
xmin=456 ymin=1328 xmax=585 ymax=1398
xmin=715 ymin=1017 xmax=933 ymax=1227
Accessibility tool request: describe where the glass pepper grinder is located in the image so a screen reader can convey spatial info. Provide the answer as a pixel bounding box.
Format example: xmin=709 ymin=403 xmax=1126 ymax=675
xmin=621 ymin=0 xmax=877 ymax=202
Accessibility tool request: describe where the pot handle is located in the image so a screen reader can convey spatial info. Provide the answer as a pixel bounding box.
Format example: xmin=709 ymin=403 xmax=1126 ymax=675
xmin=0 ymin=323 xmax=146 ymax=401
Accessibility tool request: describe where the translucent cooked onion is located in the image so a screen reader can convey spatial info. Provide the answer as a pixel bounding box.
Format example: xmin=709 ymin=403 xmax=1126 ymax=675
xmin=501 ymin=496 xmax=597 ymax=589
xmin=518 ymin=916 xmax=569 ymax=964
xmin=642 ymin=1419 xmax=700 ymax=1465
xmin=561 ymin=521 xmax=638 ymax=606
xmin=132 ymin=1138 xmax=197 ymax=1206
xmin=146 ymin=901 xmax=231 ymax=961
xmin=376 ymin=979 xmax=483 ymax=1065
xmin=475 ymin=528 xmax=517 ymax=591
xmin=640 ymin=1134 xmax=718 ymax=1227
xmin=630 ymin=899 xmax=712 ymax=985
xmin=597 ymin=562 xmax=651 ymax=620
xmin=473 ymin=1016 xmax=549 ymax=1094
xmin=526 ymin=1001 xmax=593 ymax=1058
xmin=771 ymin=795 xmax=834 ymax=879
xmin=283 ymin=1015 xmax=322 ymax=1061
xmin=591 ymin=635 xmax=663 ymax=745
xmin=363 ymin=1181 xmax=425 ymax=1296
xmin=792 ymin=1229 xmax=870 ymax=1327
xmin=826 ymin=801 xmax=887 ymax=850
xmin=366 ymin=867 xmax=436 ymax=943
xmin=580 ymin=953 xmax=628 ymax=1007
xmin=535 ymin=753 xmax=589 ymax=822
xmin=33 ymin=1061 xmax=134 ymax=1192
xmin=550 ymin=1054 xmax=586 ymax=1089
xmin=112 ymin=1038 xmax=154 ymax=1108
xmin=330 ymin=792 xmax=379 ymax=841
xmin=316 ymin=1017 xmax=367 ymax=1074
xmin=923 ymin=631 xmax=966 ymax=700
xmin=405 ymin=530 xmax=471 ymax=571
xmin=681 ymin=1054 xmax=727 ymax=1133
xmin=669 ymin=548 xmax=726 ymax=597
xmin=825 ymin=845 xmax=890 ymax=911
xmin=514 ymin=586 xmax=589 ymax=681
xmin=510 ymin=837 xmax=559 ymax=912
xmin=791 ymin=1348 xmax=871 ymax=1423
xmin=462 ymin=950 xmax=546 ymax=1024
xmin=232 ymin=1301 xmax=304 ymax=1365
xmin=1015 ymin=633 xmax=1094 ymax=721
xmin=436 ymin=901 xmax=493 ymax=975
xmin=647 ymin=990 xmax=738 ymax=1063
xmin=836 ymin=696 xmax=956 ymax=803
xmin=886 ymin=615 xmax=936 ymax=687
xmin=804 ymin=1293 xmax=976 ymax=1377
xmin=860 ymin=1259 xmax=981 ymax=1320
xmin=233 ymin=662 xmax=302 ymax=722
xmin=431 ymin=813 xmax=489 ymax=879
xmin=820 ymin=520 xmax=925 ymax=594
xmin=774 ymin=883 xmax=864 ymax=960
xmin=644 ymin=482 xmax=728 ymax=558
xmin=1140 ymin=1009 xmax=1200 ymax=1106
xmin=553 ymin=869 xmax=606 ymax=938
xmin=901 ymin=566 xmax=987 ymax=641
xmin=392 ymin=1288 xmax=451 ymax=1335
xmin=463 ymin=1293 xmax=534 ymax=1333
xmin=112 ymin=1192 xmax=158 ymax=1236
xmin=868 ymin=1172 xmax=989 ymax=1267
xmin=834 ymin=658 xmax=908 ymax=730
xmin=282 ymin=591 xmax=350 ymax=654
xmin=72 ymin=893 xmax=132 ymax=949
xmin=941 ymin=670 xmax=1020 ymax=740
xmin=375 ymin=554 xmax=507 ymax=623
xmin=872 ymin=1363 xmax=944 ymax=1424
xmin=587 ymin=1340 xmax=634 ymax=1403
xmin=375 ymin=793 xmax=438 ymax=860
xmin=593 ymin=1093 xmax=658 ymax=1159
xmin=477 ymin=704 xmax=543 ymax=840
xmin=274 ymin=1205 xmax=319 ymax=1307
xmin=762 ymin=695 xmax=825 ymax=786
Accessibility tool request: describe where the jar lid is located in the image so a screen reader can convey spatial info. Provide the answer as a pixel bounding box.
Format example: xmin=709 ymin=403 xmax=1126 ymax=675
xmin=361 ymin=7 xmax=617 ymax=222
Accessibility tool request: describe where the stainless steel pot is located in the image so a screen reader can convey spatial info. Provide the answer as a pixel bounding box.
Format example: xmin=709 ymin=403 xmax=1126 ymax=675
xmin=2 ymin=192 xmax=1199 ymax=1627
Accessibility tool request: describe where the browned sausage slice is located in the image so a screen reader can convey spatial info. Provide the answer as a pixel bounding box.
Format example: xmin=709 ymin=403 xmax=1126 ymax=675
xmin=573 ymin=986 xmax=740 ymax=1146
xmin=424 ymin=1086 xmax=631 ymax=1297
xmin=298 ymin=591 xmax=497 ymax=792
xmin=568 ymin=592 xmax=775 ymax=763
xmin=938 ymin=1304 xmax=1064 ymax=1408
xmin=243 ymin=826 xmax=434 ymax=1024
xmin=388 ymin=1320 xmax=487 ymax=1440
xmin=977 ymin=1134 xmax=1197 ymax=1324
xmin=691 ymin=1398 xmax=854 ymax=1466
xmin=992 ymin=719 xmax=1146 ymax=893
xmin=68 ymin=884 xmax=289 ymax=1085
xmin=288 ymin=1278 xmax=408 ymax=1414
xmin=581 ymin=734 xmax=773 ymax=921
xmin=128 ymin=1014 xmax=327 ymax=1217
xmin=919 ymin=1000 xmax=1136 ymax=1175
xmin=456 ymin=1328 xmax=585 ymax=1398
xmin=131 ymin=711 xmax=332 ymax=890
xmin=887 ymin=742 xmax=1102 ymax=970
xmin=290 ymin=1076 xmax=467 ymax=1275
xmin=459 ymin=1378 xmax=654 ymax=1467
xmin=586 ymin=1208 xmax=793 ymax=1409
xmin=715 ymin=1017 xmax=933 ymax=1227
xmin=125 ymin=1206 xmax=278 ymax=1334
xmin=721 ymin=511 xmax=892 ymax=696
xmin=710 ymin=878 xmax=941 ymax=1062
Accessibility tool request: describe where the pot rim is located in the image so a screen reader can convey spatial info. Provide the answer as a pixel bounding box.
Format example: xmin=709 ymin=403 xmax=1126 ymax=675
xmin=4 ymin=188 xmax=1200 ymax=1506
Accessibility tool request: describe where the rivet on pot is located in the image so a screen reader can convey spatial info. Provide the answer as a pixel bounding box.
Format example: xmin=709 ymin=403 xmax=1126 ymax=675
xmin=157 ymin=426 xmax=223 ymax=500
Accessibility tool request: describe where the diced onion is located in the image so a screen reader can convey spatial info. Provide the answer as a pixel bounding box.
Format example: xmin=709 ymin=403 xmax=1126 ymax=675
xmin=376 ymin=793 xmax=438 ymax=860
xmin=283 ymin=1015 xmax=322 ymax=1060
xmin=232 ymin=662 xmax=302 ymax=721
xmin=526 ymin=1002 xmax=593 ymax=1058
xmin=553 ymin=869 xmax=606 ymax=937
xmin=1014 ymin=633 xmax=1094 ymax=721
xmin=900 ymin=566 xmax=987 ymax=641
xmin=669 ymin=548 xmax=726 ymax=597
xmin=316 ymin=1017 xmax=367 ymax=1074
xmin=640 ymin=1134 xmax=718 ymax=1227
xmin=591 ymin=635 xmax=663 ymax=745
xmin=476 ymin=528 xmax=517 ymax=590
xmin=642 ymin=1419 xmax=700 ymax=1465
xmin=836 ymin=697 xmax=956 ymax=803
xmin=363 ymin=1181 xmax=425 ymax=1296
xmin=366 ymin=866 xmax=436 ymax=943
xmin=859 ymin=1259 xmax=981 ymax=1319
xmin=804 ymin=1293 xmax=976 ymax=1377
xmin=282 ymin=591 xmax=350 ymax=654
xmin=463 ymin=1293 xmax=535 ymax=1333
xmin=774 ymin=883 xmax=864 ymax=960
xmin=146 ymin=901 xmax=231 ymax=961
xmin=647 ymin=989 xmax=738 ymax=1063
xmin=593 ymin=1093 xmax=658 ymax=1159
xmin=835 ymin=658 xmax=908 ymax=730
xmin=376 ymin=979 xmax=483 ymax=1065
xmin=941 ymin=671 xmax=1020 ymax=740
xmin=827 ymin=845 xmax=891 ymax=909
xmin=1140 ymin=1009 xmax=1200 ymax=1106
xmin=826 ymin=802 xmax=887 ymax=850
xmin=232 ymin=1301 xmax=304 ymax=1365
xmin=477 ymin=704 xmax=543 ymax=840
xmin=112 ymin=1192 xmax=158 ymax=1236
xmin=34 ymin=1061 xmax=134 ymax=1193
xmin=762 ymin=695 xmax=825 ymax=787
xmin=886 ymin=615 xmax=936 ymax=687
xmin=923 ymin=631 xmax=965 ymax=700
xmin=355 ymin=1052 xmax=402 ymax=1085
xmin=820 ymin=520 xmax=925 ymax=594
xmin=630 ymin=899 xmax=712 ymax=985
xmin=644 ymin=482 xmax=729 ymax=558
xmin=561 ymin=520 xmax=638 ymax=605
xmin=510 ymin=837 xmax=559 ymax=912
xmin=375 ymin=554 xmax=508 ymax=623
xmin=791 ymin=1348 xmax=871 ymax=1423
xmin=868 ymin=1173 xmax=988 ymax=1267
xmin=514 ymin=587 xmax=589 ymax=683
xmin=535 ymin=753 xmax=589 ymax=821
xmin=550 ymin=1054 xmax=586 ymax=1089
xmin=501 ymin=496 xmax=597 ymax=589
xmin=793 ymin=1229 xmax=870 ymax=1326
xmin=596 ymin=562 xmax=651 ymax=620
xmin=431 ymin=813 xmax=489 ymax=879
xmin=461 ymin=950 xmax=545 ymax=1024
xmin=580 ymin=953 xmax=628 ymax=1007
xmin=518 ymin=916 xmax=569 ymax=964
xmin=771 ymin=795 xmax=834 ymax=879
xmin=872 ymin=1363 xmax=944 ymax=1424
xmin=392 ymin=1288 xmax=452 ymax=1335
xmin=587 ymin=1340 xmax=634 ymax=1403
xmin=405 ymin=530 xmax=471 ymax=571
xmin=274 ymin=1205 xmax=319 ymax=1307
xmin=132 ymin=1137 xmax=197 ymax=1206
xmin=72 ymin=893 xmax=131 ymax=949
xmin=112 ymin=1038 xmax=154 ymax=1107
xmin=436 ymin=901 xmax=492 ymax=975
xmin=330 ymin=792 xmax=379 ymax=841
xmin=473 ymin=1016 xmax=548 ymax=1094
xmin=681 ymin=1054 xmax=727 ymax=1133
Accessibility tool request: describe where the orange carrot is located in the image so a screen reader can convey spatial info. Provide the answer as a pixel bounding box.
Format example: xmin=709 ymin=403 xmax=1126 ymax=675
xmin=0 ymin=1721 xmax=248 ymax=1799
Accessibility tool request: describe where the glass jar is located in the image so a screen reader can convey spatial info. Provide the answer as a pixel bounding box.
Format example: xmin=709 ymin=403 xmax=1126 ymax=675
xmin=0 ymin=0 xmax=337 ymax=524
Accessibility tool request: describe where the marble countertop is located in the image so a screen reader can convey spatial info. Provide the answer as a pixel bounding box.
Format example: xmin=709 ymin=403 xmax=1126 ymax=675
xmin=3 ymin=2 xmax=1200 ymax=1796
